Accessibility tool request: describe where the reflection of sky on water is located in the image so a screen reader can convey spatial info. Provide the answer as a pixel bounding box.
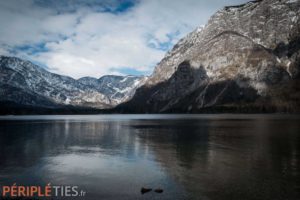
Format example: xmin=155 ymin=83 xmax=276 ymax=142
xmin=0 ymin=114 xmax=299 ymax=200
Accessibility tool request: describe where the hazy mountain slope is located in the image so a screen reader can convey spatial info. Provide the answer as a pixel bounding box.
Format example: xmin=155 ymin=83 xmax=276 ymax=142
xmin=78 ymin=75 xmax=147 ymax=105
xmin=117 ymin=0 xmax=300 ymax=113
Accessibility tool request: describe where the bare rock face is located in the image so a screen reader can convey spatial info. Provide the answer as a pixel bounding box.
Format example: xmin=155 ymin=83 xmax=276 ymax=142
xmin=118 ymin=0 xmax=300 ymax=113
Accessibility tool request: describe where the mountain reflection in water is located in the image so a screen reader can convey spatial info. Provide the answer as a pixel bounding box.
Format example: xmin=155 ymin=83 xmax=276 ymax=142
xmin=0 ymin=114 xmax=299 ymax=200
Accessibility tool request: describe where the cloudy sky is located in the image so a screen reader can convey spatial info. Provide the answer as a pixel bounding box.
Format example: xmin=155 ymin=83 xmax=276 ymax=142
xmin=0 ymin=0 xmax=249 ymax=78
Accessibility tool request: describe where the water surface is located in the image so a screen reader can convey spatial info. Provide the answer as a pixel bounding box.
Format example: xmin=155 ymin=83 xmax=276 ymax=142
xmin=0 ymin=114 xmax=299 ymax=200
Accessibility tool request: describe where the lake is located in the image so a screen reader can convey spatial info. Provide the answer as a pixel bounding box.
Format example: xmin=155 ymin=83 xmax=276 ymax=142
xmin=0 ymin=114 xmax=299 ymax=200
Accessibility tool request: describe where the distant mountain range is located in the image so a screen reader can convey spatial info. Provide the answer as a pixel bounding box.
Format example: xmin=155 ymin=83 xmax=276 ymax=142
xmin=1 ymin=0 xmax=300 ymax=114
xmin=0 ymin=56 xmax=146 ymax=114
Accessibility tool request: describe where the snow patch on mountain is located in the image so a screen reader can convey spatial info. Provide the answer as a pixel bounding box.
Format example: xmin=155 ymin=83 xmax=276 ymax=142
xmin=0 ymin=56 xmax=147 ymax=108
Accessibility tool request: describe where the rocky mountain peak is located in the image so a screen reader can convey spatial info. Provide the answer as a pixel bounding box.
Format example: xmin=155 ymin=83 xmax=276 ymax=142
xmin=117 ymin=0 xmax=300 ymax=113
xmin=147 ymin=0 xmax=299 ymax=87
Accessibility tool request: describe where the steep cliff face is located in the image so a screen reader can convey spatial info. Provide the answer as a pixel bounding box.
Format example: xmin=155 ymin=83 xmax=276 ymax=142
xmin=0 ymin=56 xmax=145 ymax=110
xmin=118 ymin=0 xmax=300 ymax=113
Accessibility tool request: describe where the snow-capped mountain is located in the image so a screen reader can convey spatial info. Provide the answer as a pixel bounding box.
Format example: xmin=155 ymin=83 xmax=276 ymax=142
xmin=1 ymin=0 xmax=299 ymax=114
xmin=0 ymin=56 xmax=146 ymax=110
xmin=78 ymin=75 xmax=147 ymax=105
xmin=117 ymin=0 xmax=300 ymax=113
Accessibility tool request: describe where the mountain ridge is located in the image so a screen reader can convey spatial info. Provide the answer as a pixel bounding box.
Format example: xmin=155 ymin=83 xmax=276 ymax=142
xmin=0 ymin=55 xmax=146 ymax=113
xmin=115 ymin=0 xmax=300 ymax=113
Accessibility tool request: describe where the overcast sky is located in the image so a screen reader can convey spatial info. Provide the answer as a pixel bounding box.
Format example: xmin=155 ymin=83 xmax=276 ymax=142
xmin=0 ymin=0 xmax=249 ymax=78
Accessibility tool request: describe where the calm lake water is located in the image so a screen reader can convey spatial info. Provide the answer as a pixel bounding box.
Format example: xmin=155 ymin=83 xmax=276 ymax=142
xmin=0 ymin=114 xmax=299 ymax=200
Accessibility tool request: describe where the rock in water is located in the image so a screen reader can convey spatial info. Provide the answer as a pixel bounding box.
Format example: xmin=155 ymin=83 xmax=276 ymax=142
xmin=154 ymin=188 xmax=164 ymax=193
xmin=141 ymin=187 xmax=152 ymax=194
